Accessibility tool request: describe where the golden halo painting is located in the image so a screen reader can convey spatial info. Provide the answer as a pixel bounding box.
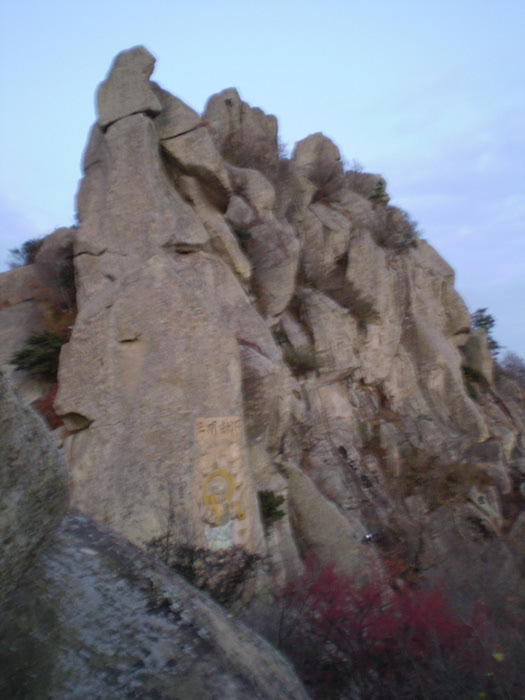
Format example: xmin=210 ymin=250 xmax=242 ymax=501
xmin=202 ymin=469 xmax=246 ymax=550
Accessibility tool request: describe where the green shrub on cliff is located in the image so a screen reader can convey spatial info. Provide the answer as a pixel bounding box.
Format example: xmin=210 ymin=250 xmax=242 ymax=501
xmin=258 ymin=490 xmax=285 ymax=532
xmin=7 ymin=237 xmax=45 ymax=268
xmin=10 ymin=331 xmax=66 ymax=381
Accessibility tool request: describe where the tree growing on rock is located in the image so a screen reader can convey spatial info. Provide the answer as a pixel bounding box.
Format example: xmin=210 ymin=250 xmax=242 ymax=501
xmin=472 ymin=308 xmax=501 ymax=356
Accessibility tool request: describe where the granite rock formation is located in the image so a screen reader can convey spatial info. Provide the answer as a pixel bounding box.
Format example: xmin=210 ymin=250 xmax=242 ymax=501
xmin=0 ymin=369 xmax=306 ymax=699
xmin=2 ymin=46 xmax=524 ymax=608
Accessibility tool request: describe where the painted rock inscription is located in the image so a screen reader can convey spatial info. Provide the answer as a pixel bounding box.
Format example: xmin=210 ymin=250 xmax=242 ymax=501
xmin=194 ymin=417 xmax=253 ymax=551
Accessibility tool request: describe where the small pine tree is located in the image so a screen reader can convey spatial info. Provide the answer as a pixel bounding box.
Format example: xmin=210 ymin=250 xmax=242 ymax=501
xmin=472 ymin=308 xmax=501 ymax=356
xmin=369 ymin=178 xmax=387 ymax=202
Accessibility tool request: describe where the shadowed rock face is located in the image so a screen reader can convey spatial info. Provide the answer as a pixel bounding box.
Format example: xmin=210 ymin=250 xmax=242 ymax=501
xmin=0 ymin=513 xmax=308 ymax=700
xmin=4 ymin=46 xmax=523 ymax=601
xmin=0 ymin=372 xmax=69 ymax=604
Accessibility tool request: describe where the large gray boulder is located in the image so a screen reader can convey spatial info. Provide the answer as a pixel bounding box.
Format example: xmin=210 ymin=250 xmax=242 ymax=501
xmin=203 ymin=88 xmax=280 ymax=177
xmin=179 ymin=175 xmax=252 ymax=283
xmin=293 ymin=132 xmax=344 ymax=188
xmin=152 ymin=82 xmax=201 ymax=138
xmin=241 ymin=219 xmax=300 ymax=319
xmin=162 ymin=127 xmax=232 ymax=208
xmin=0 ymin=513 xmax=308 ymax=700
xmin=0 ymin=373 xmax=69 ymax=604
xmin=152 ymin=83 xmax=232 ymax=209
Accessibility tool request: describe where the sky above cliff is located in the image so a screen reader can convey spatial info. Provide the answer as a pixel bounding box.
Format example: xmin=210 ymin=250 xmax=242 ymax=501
xmin=0 ymin=0 xmax=524 ymax=358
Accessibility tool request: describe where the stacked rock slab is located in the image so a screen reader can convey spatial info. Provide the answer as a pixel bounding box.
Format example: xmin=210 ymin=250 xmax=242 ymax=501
xmin=52 ymin=46 xmax=524 ymax=596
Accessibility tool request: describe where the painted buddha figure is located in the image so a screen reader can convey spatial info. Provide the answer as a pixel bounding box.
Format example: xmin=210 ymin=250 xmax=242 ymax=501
xmin=203 ymin=470 xmax=245 ymax=550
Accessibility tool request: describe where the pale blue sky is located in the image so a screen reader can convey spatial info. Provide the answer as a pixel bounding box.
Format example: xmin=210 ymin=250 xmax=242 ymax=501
xmin=1 ymin=0 xmax=524 ymax=357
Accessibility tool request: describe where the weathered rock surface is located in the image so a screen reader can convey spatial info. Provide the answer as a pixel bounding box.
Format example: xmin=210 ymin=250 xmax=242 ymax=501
xmin=0 ymin=373 xmax=69 ymax=603
xmin=33 ymin=226 xmax=75 ymax=269
xmin=161 ymin=127 xmax=231 ymax=209
xmin=462 ymin=327 xmax=494 ymax=386
xmin=75 ymin=112 xmax=209 ymax=304
xmin=97 ymin=45 xmax=161 ymax=128
xmin=242 ymin=219 xmax=300 ymax=318
xmin=293 ymin=132 xmax=344 ymax=188
xmin=0 ymin=513 xmax=308 ymax=700
xmin=57 ymin=252 xmax=269 ymax=562
xmin=0 ymin=265 xmax=45 ymax=390
xmin=152 ymin=82 xmax=201 ymax=138
xmin=285 ymin=464 xmax=374 ymax=579
xmin=0 ymin=264 xmax=40 ymax=308
xmin=3 ymin=46 xmax=524 ymax=619
xmin=203 ymin=87 xmax=280 ymax=178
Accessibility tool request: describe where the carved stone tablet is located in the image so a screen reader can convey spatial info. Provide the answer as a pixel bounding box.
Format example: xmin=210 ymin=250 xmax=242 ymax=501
xmin=194 ymin=417 xmax=253 ymax=551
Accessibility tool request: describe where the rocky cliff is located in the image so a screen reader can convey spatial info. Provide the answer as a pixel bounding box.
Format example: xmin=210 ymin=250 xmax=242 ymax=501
xmin=1 ymin=46 xmax=524 ymax=613
xmin=0 ymin=372 xmax=308 ymax=699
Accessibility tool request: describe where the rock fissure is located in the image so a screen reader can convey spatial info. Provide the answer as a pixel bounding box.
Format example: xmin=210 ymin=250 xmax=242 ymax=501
xmin=159 ymin=123 xmax=202 ymax=141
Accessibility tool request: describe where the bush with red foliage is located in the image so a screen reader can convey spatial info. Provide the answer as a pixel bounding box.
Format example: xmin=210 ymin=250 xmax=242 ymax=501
xmin=277 ymin=553 xmax=523 ymax=699
xmin=33 ymin=384 xmax=63 ymax=430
